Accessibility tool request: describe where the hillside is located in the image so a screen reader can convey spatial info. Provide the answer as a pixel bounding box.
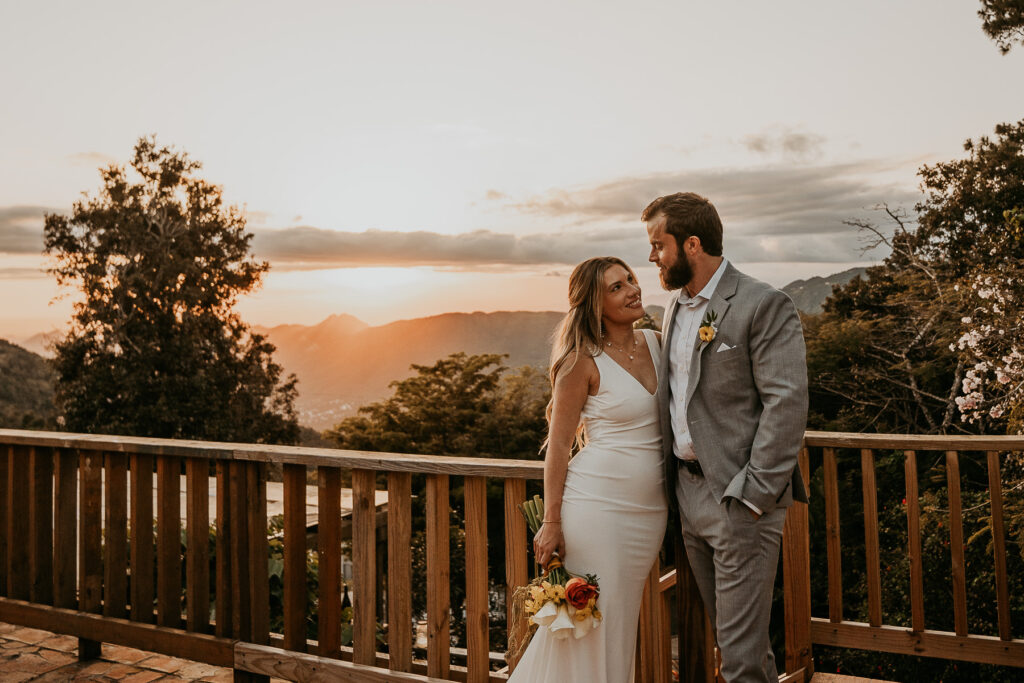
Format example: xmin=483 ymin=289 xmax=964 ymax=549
xmin=257 ymin=310 xmax=566 ymax=428
xmin=0 ymin=339 xmax=55 ymax=428
xmin=781 ymin=267 xmax=868 ymax=314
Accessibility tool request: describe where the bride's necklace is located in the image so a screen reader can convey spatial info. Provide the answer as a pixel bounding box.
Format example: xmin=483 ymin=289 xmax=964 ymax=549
xmin=604 ymin=331 xmax=638 ymax=361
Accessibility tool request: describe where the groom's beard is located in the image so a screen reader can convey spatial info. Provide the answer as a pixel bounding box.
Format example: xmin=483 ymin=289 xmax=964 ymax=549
xmin=660 ymin=257 xmax=693 ymax=291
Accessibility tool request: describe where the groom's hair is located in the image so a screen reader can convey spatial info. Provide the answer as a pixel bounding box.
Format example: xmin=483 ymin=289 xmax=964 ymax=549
xmin=641 ymin=192 xmax=723 ymax=256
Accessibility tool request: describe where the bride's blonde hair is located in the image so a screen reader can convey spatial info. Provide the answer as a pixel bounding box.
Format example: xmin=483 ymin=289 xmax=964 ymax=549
xmin=544 ymin=256 xmax=636 ymax=445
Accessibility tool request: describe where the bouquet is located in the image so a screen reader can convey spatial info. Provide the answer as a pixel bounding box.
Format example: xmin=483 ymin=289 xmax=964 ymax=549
xmin=515 ymin=495 xmax=602 ymax=641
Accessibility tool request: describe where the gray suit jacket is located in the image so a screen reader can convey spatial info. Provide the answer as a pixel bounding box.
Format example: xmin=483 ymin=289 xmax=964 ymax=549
xmin=660 ymin=262 xmax=808 ymax=513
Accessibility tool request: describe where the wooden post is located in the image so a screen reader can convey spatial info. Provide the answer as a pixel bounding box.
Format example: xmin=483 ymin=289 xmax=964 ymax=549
xmin=904 ymin=450 xmax=925 ymax=633
xmin=283 ymin=464 xmax=307 ymax=652
xmin=783 ymin=446 xmax=813 ymax=677
xmin=29 ymin=446 xmax=54 ymax=606
xmin=317 ymin=466 xmax=342 ymax=658
xmin=105 ymin=452 xmax=129 ymax=618
xmin=79 ymin=449 xmax=104 ymax=659
xmin=352 ymin=469 xmax=377 ymax=666
xmin=186 ymin=458 xmax=210 ymax=633
xmin=946 ymin=451 xmax=968 ymax=636
xmin=464 ymin=476 xmax=489 ymax=683
xmin=426 ymin=474 xmax=450 ymax=679
xmin=503 ymin=478 xmax=528 ymax=672
xmin=387 ymin=471 xmax=412 ymax=672
xmin=7 ymin=445 xmax=30 ymax=600
xmin=823 ymin=447 xmax=843 ymax=623
xmin=157 ymin=455 xmax=182 ymax=628
xmin=0 ymin=445 xmax=7 ymax=596
xmin=53 ymin=448 xmax=78 ymax=610
xmin=860 ymin=449 xmax=882 ymax=627
xmin=987 ymin=451 xmax=1011 ymax=641
xmin=215 ymin=461 xmax=233 ymax=638
xmin=130 ymin=453 xmax=155 ymax=624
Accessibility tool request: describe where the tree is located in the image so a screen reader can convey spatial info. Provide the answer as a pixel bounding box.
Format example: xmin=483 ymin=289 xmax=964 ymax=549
xmin=44 ymin=137 xmax=298 ymax=443
xmin=806 ymin=121 xmax=1024 ymax=435
xmin=978 ymin=0 xmax=1024 ymax=54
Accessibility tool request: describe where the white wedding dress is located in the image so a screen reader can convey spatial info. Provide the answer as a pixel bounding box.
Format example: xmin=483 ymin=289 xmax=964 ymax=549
xmin=510 ymin=329 xmax=668 ymax=683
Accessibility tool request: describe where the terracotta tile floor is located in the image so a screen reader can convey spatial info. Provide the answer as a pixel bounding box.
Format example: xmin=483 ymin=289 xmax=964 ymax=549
xmin=0 ymin=623 xmax=287 ymax=682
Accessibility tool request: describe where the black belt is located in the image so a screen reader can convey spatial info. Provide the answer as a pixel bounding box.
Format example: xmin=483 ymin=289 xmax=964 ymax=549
xmin=679 ymin=459 xmax=704 ymax=477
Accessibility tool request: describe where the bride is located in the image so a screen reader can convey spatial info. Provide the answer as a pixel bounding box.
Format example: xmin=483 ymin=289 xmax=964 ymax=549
xmin=510 ymin=256 xmax=668 ymax=682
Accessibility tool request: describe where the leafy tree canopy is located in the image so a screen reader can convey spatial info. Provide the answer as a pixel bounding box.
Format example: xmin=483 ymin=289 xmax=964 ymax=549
xmin=43 ymin=137 xmax=298 ymax=443
xmin=978 ymin=0 xmax=1024 ymax=54
xmin=807 ymin=121 xmax=1024 ymax=435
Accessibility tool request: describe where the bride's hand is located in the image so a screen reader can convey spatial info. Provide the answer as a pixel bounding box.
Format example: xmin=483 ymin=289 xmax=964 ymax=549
xmin=533 ymin=521 xmax=565 ymax=568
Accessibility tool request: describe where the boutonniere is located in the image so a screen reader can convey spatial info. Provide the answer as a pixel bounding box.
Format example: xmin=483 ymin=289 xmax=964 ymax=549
xmin=698 ymin=309 xmax=718 ymax=343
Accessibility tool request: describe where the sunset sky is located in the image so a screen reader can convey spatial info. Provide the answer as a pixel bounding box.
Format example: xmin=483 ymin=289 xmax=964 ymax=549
xmin=2 ymin=1 xmax=1022 ymax=340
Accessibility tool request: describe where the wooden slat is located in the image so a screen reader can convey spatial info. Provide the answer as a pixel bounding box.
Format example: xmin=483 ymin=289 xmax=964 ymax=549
xmin=352 ymin=468 xmax=378 ymax=665
xmin=215 ymin=461 xmax=232 ymax=637
xmin=860 ymin=449 xmax=882 ymax=627
xmin=104 ymin=452 xmax=129 ymax=618
xmin=987 ymin=451 xmax=1011 ymax=641
xmin=463 ymin=476 xmax=488 ymax=683
xmin=0 ymin=596 xmax=234 ymax=667
xmin=79 ymin=450 xmax=104 ymax=614
xmin=79 ymin=448 xmax=104 ymax=659
xmin=810 ymin=618 xmax=1024 ymax=668
xmin=156 ymin=455 xmax=182 ymax=628
xmin=823 ymin=447 xmax=843 ymax=623
xmin=0 ymin=445 xmax=7 ymax=595
xmin=318 ymin=466 xmax=342 ymax=658
xmin=946 ymin=451 xmax=968 ymax=637
xmin=53 ymin=448 xmax=77 ymax=609
xmin=29 ymin=445 xmax=54 ymax=605
xmin=283 ymin=463 xmax=307 ymax=651
xmin=247 ymin=461 xmax=270 ymax=645
xmin=130 ymin=453 xmax=155 ymax=623
xmin=502 ymin=478 xmax=527 ymax=672
xmin=229 ymin=460 xmax=251 ymax=639
xmin=904 ymin=450 xmax=924 ymax=632
xmin=783 ymin=446 xmax=813 ymax=676
xmin=426 ymin=474 xmax=450 ymax=679
xmin=636 ymin=561 xmax=661 ymax=683
xmin=7 ymin=445 xmax=30 ymax=599
xmin=387 ymin=471 xmax=412 ymax=672
xmin=186 ymin=458 xmax=210 ymax=632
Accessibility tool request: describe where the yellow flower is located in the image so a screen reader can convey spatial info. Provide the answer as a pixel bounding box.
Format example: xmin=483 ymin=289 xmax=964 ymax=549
xmin=524 ymin=599 xmax=536 ymax=614
xmin=573 ymin=607 xmax=591 ymax=621
xmin=593 ymin=609 xmax=602 ymax=621
xmin=529 ymin=585 xmax=546 ymax=602
xmin=698 ymin=325 xmax=715 ymax=343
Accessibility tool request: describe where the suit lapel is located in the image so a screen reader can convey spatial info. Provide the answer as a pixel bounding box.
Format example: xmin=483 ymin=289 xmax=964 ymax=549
xmin=685 ymin=263 xmax=739 ymax=405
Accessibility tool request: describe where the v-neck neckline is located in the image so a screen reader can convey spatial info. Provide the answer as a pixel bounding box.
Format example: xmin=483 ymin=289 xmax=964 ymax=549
xmin=601 ymin=330 xmax=658 ymax=396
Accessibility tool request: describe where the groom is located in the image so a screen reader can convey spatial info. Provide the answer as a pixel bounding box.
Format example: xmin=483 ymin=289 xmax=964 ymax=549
xmin=644 ymin=192 xmax=808 ymax=683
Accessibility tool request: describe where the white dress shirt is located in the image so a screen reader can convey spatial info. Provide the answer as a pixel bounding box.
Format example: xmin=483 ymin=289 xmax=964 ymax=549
xmin=668 ymin=258 xmax=762 ymax=515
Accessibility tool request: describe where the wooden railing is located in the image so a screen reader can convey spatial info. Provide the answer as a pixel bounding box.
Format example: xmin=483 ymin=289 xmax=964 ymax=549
xmin=1 ymin=429 xmax=1023 ymax=682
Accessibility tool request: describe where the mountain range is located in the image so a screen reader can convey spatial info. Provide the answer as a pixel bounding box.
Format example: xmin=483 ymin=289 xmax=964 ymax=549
xmin=7 ymin=267 xmax=867 ymax=430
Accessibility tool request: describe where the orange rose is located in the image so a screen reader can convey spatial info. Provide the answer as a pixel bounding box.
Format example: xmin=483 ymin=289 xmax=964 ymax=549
xmin=565 ymin=577 xmax=599 ymax=609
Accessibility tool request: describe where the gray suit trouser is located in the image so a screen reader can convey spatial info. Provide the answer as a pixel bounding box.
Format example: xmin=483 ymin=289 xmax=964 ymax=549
xmin=676 ymin=468 xmax=786 ymax=683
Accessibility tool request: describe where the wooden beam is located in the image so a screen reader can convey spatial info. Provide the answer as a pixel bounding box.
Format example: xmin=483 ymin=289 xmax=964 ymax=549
xmin=387 ymin=471 xmax=412 ymax=672
xmin=463 ymin=476 xmax=489 ymax=683
xmin=426 ymin=474 xmax=450 ymax=679
xmin=811 ymin=618 xmax=1024 ymax=668
xmin=0 ymin=596 xmax=234 ymax=667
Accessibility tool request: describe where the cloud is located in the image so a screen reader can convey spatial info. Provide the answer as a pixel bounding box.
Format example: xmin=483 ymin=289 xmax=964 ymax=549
xmin=510 ymin=160 xmax=919 ymax=239
xmin=742 ymin=128 xmax=826 ymax=160
xmin=67 ymin=152 xmax=116 ymax=167
xmin=0 ymin=206 xmax=53 ymax=254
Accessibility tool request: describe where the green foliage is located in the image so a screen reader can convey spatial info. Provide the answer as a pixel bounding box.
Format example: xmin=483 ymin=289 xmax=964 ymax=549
xmin=0 ymin=339 xmax=55 ymax=429
xmin=978 ymin=0 xmax=1024 ymax=54
xmin=43 ymin=137 xmax=298 ymax=443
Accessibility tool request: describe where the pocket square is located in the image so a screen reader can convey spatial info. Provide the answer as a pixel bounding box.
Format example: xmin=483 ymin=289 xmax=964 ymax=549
xmin=716 ymin=342 xmax=734 ymax=352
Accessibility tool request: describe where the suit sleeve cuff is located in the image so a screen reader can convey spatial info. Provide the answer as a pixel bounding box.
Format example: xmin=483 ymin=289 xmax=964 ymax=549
xmin=741 ymin=498 xmax=763 ymax=515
